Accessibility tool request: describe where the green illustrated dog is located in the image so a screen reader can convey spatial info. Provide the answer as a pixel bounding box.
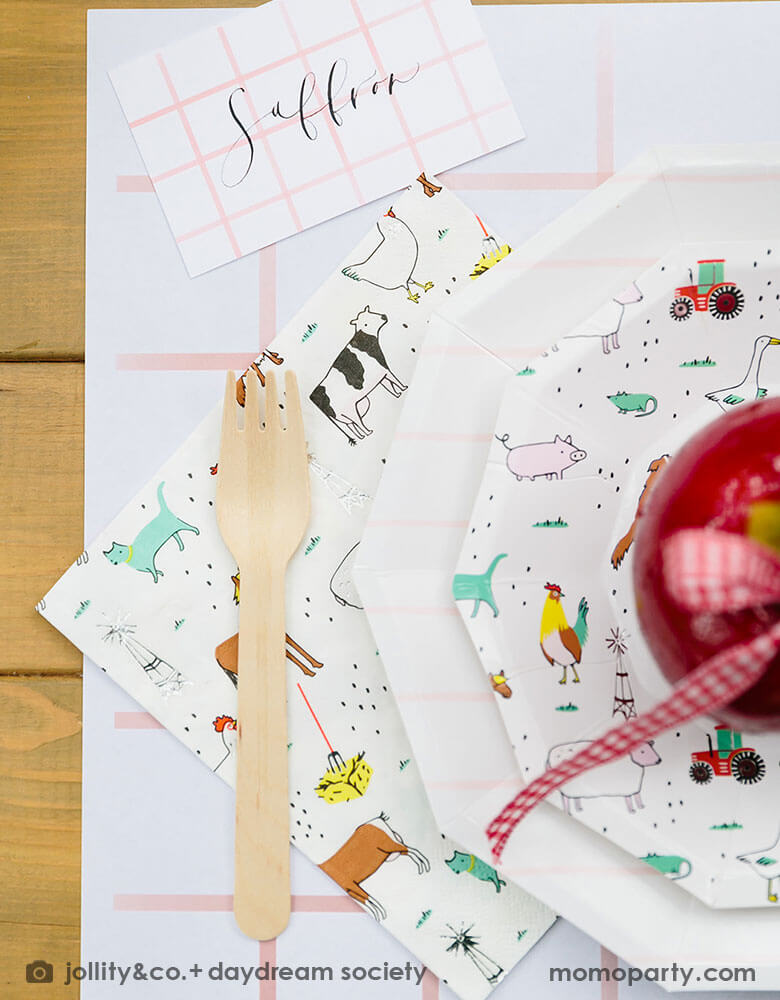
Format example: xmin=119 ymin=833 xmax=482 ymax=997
xmin=453 ymin=553 xmax=507 ymax=618
xmin=445 ymin=850 xmax=506 ymax=893
xmin=640 ymin=853 xmax=692 ymax=880
xmin=103 ymin=482 xmax=199 ymax=583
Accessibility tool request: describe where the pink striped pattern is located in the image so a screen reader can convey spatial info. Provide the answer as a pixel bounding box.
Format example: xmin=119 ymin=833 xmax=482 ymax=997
xmin=128 ymin=3 xmax=429 ymax=130
xmin=423 ymin=0 xmax=488 ymax=154
xmin=279 ymin=4 xmax=364 ymax=205
xmin=114 ymin=892 xmax=364 ymax=912
xmin=596 ymin=21 xmax=615 ymax=178
xmin=155 ymin=53 xmax=241 ymax=259
xmin=349 ymin=0 xmax=425 ymax=174
xmin=600 ymin=948 xmax=621 ymax=1000
xmin=116 ymin=352 xmax=260 ymax=371
xmin=259 ymin=940 xmax=276 ymax=1000
xmin=258 ymin=244 xmax=278 ymax=351
xmin=217 ymin=27 xmax=303 ymax=233
xmin=116 ymin=174 xmax=154 ymax=192
xmin=114 ymin=711 xmax=163 ymax=729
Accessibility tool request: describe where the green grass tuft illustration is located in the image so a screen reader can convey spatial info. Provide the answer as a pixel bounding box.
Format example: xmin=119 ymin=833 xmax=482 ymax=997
xmin=416 ymin=909 xmax=432 ymax=928
xmin=399 ymin=758 xmax=410 ymax=771
xmin=516 ymin=367 xmax=536 ymax=376
xmin=304 ymin=535 xmax=321 ymax=555
xmin=555 ymin=702 xmax=579 ymax=712
xmin=680 ymin=356 xmax=716 ymax=368
xmin=301 ymin=322 xmax=318 ymax=343
xmin=533 ymin=517 xmax=568 ymax=528
xmin=437 ymin=228 xmax=449 ymax=241
xmin=709 ymin=822 xmax=744 ymax=830
xmin=74 ymin=600 xmax=91 ymax=620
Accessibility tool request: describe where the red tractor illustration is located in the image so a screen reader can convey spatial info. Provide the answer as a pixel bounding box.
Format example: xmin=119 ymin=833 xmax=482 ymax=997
xmin=670 ymin=259 xmax=745 ymax=321
xmin=689 ymin=725 xmax=765 ymax=785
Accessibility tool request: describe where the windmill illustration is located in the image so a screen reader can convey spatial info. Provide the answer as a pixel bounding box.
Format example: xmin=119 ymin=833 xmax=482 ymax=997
xmin=308 ymin=454 xmax=371 ymax=514
xmin=607 ymin=627 xmax=636 ymax=719
xmin=443 ymin=924 xmax=503 ymax=983
xmin=99 ymin=615 xmax=189 ymax=696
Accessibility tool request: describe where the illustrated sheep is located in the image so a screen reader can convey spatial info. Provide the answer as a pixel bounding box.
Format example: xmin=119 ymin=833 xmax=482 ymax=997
xmin=546 ymin=740 xmax=661 ymax=814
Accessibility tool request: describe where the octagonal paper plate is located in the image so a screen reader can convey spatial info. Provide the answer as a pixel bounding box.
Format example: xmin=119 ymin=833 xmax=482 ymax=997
xmin=454 ymin=239 xmax=780 ymax=910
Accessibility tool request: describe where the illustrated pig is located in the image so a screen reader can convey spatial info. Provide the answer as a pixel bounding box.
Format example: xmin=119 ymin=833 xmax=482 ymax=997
xmin=496 ymin=433 xmax=587 ymax=482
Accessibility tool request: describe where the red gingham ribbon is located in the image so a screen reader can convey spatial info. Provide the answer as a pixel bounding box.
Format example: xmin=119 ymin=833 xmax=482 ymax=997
xmin=486 ymin=529 xmax=780 ymax=861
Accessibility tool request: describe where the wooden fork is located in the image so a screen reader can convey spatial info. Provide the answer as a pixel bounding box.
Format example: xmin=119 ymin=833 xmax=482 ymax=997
xmin=215 ymin=369 xmax=310 ymax=940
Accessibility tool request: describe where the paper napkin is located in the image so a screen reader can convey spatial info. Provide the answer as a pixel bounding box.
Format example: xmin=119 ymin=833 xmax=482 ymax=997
xmin=39 ymin=178 xmax=553 ymax=1000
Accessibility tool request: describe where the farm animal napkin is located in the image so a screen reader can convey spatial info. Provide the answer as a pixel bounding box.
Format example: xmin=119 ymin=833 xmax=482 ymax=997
xmin=38 ymin=178 xmax=553 ymax=1000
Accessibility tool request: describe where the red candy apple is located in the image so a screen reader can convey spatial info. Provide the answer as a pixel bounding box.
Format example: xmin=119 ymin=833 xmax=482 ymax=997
xmin=633 ymin=398 xmax=780 ymax=730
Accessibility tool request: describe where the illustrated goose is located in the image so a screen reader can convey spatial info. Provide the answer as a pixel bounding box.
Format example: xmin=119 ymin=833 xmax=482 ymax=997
xmin=705 ymin=335 xmax=780 ymax=411
xmin=342 ymin=208 xmax=433 ymax=303
xmin=737 ymin=830 xmax=780 ymax=903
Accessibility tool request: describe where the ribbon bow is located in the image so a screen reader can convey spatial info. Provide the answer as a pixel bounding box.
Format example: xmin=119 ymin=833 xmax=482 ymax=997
xmin=486 ymin=528 xmax=780 ymax=862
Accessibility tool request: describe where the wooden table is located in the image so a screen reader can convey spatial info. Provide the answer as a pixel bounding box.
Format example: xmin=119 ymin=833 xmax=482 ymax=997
xmin=0 ymin=0 xmax=549 ymax=995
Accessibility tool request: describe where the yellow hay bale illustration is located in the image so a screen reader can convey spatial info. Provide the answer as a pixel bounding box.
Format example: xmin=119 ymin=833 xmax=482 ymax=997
xmin=316 ymin=752 xmax=373 ymax=803
xmin=470 ymin=243 xmax=512 ymax=279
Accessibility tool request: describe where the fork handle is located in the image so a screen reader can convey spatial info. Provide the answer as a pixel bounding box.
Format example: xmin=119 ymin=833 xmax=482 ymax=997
xmin=234 ymin=561 xmax=290 ymax=940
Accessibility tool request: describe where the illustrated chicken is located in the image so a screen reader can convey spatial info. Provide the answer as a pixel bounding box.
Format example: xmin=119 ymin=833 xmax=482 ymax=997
xmin=539 ymin=582 xmax=589 ymax=684
xmin=213 ymin=715 xmax=237 ymax=774
xmin=342 ymin=208 xmax=433 ymax=303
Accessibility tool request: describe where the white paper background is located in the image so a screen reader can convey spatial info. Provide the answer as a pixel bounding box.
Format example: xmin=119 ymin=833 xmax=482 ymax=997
xmin=80 ymin=5 xmax=779 ymax=999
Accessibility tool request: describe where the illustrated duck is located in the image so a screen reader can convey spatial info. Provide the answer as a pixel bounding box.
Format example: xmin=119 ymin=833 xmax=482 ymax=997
xmin=706 ymin=335 xmax=780 ymax=411
xmin=737 ymin=831 xmax=780 ymax=903
xmin=342 ymin=208 xmax=433 ymax=303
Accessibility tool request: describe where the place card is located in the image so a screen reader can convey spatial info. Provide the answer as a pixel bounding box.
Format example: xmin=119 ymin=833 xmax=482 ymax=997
xmin=110 ymin=0 xmax=524 ymax=275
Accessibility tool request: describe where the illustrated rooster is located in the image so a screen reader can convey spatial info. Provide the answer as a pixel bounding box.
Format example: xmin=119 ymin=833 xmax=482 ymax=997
xmin=342 ymin=208 xmax=433 ymax=303
xmin=539 ymin=582 xmax=589 ymax=684
xmin=213 ymin=715 xmax=237 ymax=774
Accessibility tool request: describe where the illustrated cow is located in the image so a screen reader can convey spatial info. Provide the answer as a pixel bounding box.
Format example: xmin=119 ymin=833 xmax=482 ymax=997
xmin=319 ymin=813 xmax=429 ymax=921
xmin=309 ymin=307 xmax=406 ymax=446
xmin=546 ymin=740 xmax=661 ymax=814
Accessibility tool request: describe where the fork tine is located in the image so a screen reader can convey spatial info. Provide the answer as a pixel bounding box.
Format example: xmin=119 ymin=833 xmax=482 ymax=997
xmin=220 ymin=371 xmax=238 ymax=456
xmin=264 ymin=370 xmax=279 ymax=429
xmin=245 ymin=370 xmax=261 ymax=432
xmin=284 ymin=370 xmax=305 ymax=445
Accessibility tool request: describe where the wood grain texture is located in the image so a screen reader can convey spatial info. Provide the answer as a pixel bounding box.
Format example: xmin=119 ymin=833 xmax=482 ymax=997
xmin=0 ymin=0 xmax=258 ymax=361
xmin=217 ymin=372 xmax=311 ymax=939
xmin=0 ymin=676 xmax=81 ymax=998
xmin=0 ymin=363 xmax=84 ymax=675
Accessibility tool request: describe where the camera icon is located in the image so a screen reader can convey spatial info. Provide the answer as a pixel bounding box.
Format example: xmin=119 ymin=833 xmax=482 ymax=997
xmin=26 ymin=960 xmax=54 ymax=984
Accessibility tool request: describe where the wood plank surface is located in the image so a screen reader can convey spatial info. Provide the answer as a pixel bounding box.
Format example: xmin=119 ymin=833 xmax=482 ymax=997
xmin=0 ymin=0 xmax=258 ymax=361
xmin=0 ymin=364 xmax=84 ymax=677
xmin=0 ymin=677 xmax=82 ymax=998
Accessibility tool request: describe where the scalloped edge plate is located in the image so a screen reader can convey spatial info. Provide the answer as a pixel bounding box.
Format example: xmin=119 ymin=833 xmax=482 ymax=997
xmin=356 ymin=145 xmax=780 ymax=987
